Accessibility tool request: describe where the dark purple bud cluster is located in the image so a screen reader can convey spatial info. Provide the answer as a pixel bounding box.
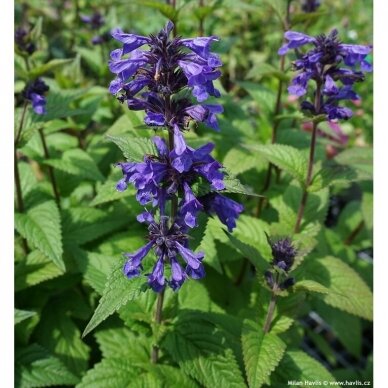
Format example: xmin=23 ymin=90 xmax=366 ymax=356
xmin=80 ymin=12 xmax=107 ymax=45
xmin=15 ymin=27 xmax=36 ymax=55
xmin=265 ymin=237 xmax=297 ymax=291
xmin=110 ymin=22 xmax=243 ymax=292
xmin=279 ymin=29 xmax=372 ymax=121
xmin=22 ymin=78 xmax=49 ymax=115
xmin=301 ymin=0 xmax=321 ymax=13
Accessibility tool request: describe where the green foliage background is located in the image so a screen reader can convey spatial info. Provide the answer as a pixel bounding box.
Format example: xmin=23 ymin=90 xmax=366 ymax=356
xmin=15 ymin=0 xmax=373 ymax=387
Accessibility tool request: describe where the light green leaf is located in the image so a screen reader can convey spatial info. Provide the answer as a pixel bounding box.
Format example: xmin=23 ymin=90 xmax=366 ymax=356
xmin=304 ymin=256 xmax=373 ymax=320
xmin=223 ymin=174 xmax=260 ymax=197
xmin=293 ymin=280 xmax=329 ymax=294
xmin=246 ymin=144 xmax=308 ymax=186
xmin=164 ymin=314 xmax=245 ymax=387
xmin=136 ymin=0 xmax=179 ymax=21
xmin=237 ymin=81 xmax=276 ymax=113
xmin=44 ymin=148 xmax=104 ymax=182
xmin=15 ymin=250 xmax=63 ymax=291
xmin=107 ymin=135 xmax=158 ymax=163
xmin=271 ymin=350 xmax=335 ymax=385
xmin=15 ymin=309 xmax=37 ymax=325
xmin=361 ymin=191 xmax=373 ymax=230
xmin=29 ymin=59 xmax=74 ymax=78
xmin=15 ymin=201 xmax=64 ymax=271
xmin=223 ymin=147 xmax=263 ymax=175
xmin=242 ymin=319 xmax=286 ymax=388
xmin=83 ymin=259 xmax=147 ymax=337
xmin=15 ymin=344 xmax=78 ymax=388
xmin=36 ymin=306 xmax=90 ymax=377
xmin=334 ymin=147 xmax=373 ymax=181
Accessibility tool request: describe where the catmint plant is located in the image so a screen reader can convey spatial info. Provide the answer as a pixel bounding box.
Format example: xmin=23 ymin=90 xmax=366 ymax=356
xmin=279 ymin=29 xmax=372 ymax=232
xmin=109 ymin=21 xmax=243 ymax=292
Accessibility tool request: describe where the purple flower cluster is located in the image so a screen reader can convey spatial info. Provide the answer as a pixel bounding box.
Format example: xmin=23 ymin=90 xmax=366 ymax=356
xmin=110 ymin=22 xmax=243 ymax=292
xmin=108 ymin=21 xmax=223 ymax=142
xmin=80 ymin=12 xmax=108 ymax=45
xmin=23 ymin=78 xmax=49 ymax=115
xmin=279 ymin=29 xmax=372 ymax=121
xmin=15 ymin=27 xmax=36 ymax=55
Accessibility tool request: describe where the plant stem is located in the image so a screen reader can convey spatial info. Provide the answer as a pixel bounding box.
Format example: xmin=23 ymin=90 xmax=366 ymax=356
xmin=15 ymin=101 xmax=28 ymax=147
xmin=344 ymin=220 xmax=365 ymax=245
xmin=255 ymin=0 xmax=292 ymax=217
xmin=38 ymin=129 xmax=61 ymax=208
xmin=198 ymin=0 xmax=204 ymax=36
xmin=294 ymin=83 xmax=322 ymax=233
xmin=151 ymin=289 xmax=165 ymax=363
xmin=263 ymin=276 xmax=279 ymax=333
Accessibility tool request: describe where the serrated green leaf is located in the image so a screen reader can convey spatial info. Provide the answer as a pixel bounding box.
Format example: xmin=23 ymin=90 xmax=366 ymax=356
xmin=76 ymin=358 xmax=141 ymax=388
xmin=15 ymin=201 xmax=64 ymax=271
xmin=15 ymin=344 xmax=78 ymax=388
xmin=309 ymin=161 xmax=358 ymax=192
xmin=15 ymin=309 xmax=37 ymax=325
xmin=44 ymin=148 xmax=104 ymax=181
xmin=242 ymin=319 xmax=286 ymax=388
xmin=164 ymin=317 xmax=246 ymax=388
xmin=95 ymin=327 xmax=150 ymax=361
xmin=107 ymin=135 xmax=158 ymax=163
xmin=83 ymin=259 xmax=147 ymax=337
xmin=304 ymin=256 xmax=373 ymax=320
xmin=223 ymin=174 xmax=260 ymax=196
xmin=237 ymin=81 xmax=276 ymax=113
xmin=223 ymin=147 xmax=263 ymax=175
xmin=15 ymin=250 xmax=63 ymax=291
xmin=270 ymin=350 xmax=335 ymax=385
xmin=293 ymin=280 xmax=329 ymax=294
xmin=62 ymin=206 xmax=129 ymax=247
xmin=247 ymin=144 xmax=308 ymax=186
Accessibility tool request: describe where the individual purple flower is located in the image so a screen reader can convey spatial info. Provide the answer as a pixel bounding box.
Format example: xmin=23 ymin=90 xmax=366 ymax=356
xmin=123 ymin=213 xmax=205 ymax=291
xmin=200 ymin=193 xmax=244 ymax=232
xmin=279 ymin=29 xmax=372 ymax=121
xmin=22 ymin=78 xmax=49 ymax=115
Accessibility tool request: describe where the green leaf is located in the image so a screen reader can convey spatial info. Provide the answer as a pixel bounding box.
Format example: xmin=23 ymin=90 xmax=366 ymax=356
xmin=304 ymin=256 xmax=373 ymax=320
xmin=15 ymin=250 xmax=63 ymax=291
xmin=44 ymin=148 xmax=104 ymax=182
xmin=309 ymin=161 xmax=358 ymax=192
xmin=242 ymin=319 xmax=286 ymax=388
xmin=293 ymin=280 xmax=329 ymax=294
xmin=15 ymin=309 xmax=37 ymax=325
xmin=334 ymin=147 xmax=373 ymax=181
xmin=15 ymin=344 xmax=79 ymax=388
xmin=83 ymin=259 xmax=147 ymax=337
xmin=29 ymin=59 xmax=74 ymax=78
xmin=271 ymin=350 xmax=334 ymax=385
xmin=107 ymin=135 xmax=158 ymax=163
xmin=223 ymin=173 xmax=260 ymax=197
xmin=223 ymin=147 xmax=263 ymax=175
xmin=136 ymin=0 xmax=179 ymax=21
xmin=237 ymin=82 xmax=276 ymax=113
xmin=35 ymin=306 xmax=90 ymax=377
xmin=62 ymin=206 xmax=129 ymax=247
xmin=164 ymin=316 xmax=246 ymax=387
xmin=90 ymin=171 xmax=136 ymax=206
xmin=15 ymin=201 xmax=64 ymax=271
xmin=246 ymin=144 xmax=308 ymax=186
xmin=31 ymin=89 xmax=95 ymax=122
xmin=361 ymin=191 xmax=373 ymax=230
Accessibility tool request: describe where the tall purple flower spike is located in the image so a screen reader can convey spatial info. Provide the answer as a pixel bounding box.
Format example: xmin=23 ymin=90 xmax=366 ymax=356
xmin=23 ymin=78 xmax=49 ymax=115
xmin=279 ymin=29 xmax=372 ymax=121
xmin=109 ymin=22 xmax=244 ymax=292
